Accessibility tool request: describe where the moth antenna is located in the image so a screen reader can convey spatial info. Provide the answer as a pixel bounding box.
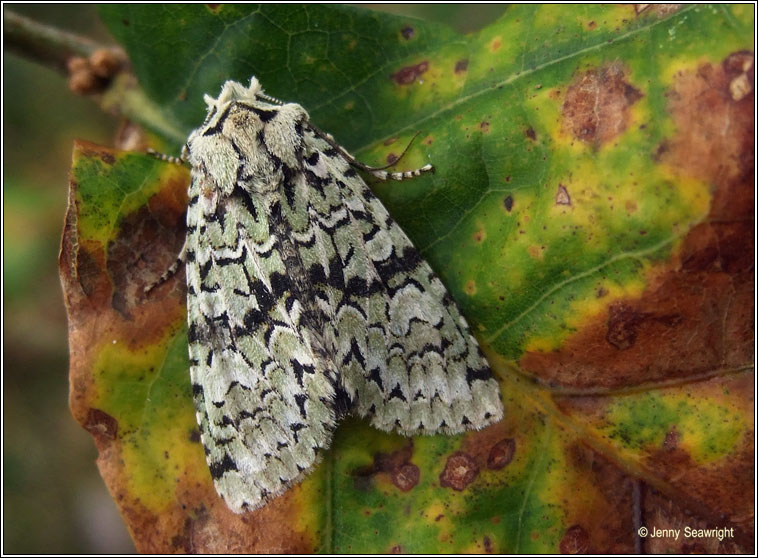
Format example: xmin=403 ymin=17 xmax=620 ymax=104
xmin=256 ymin=91 xmax=285 ymax=105
xmin=310 ymin=127 xmax=434 ymax=181
xmin=147 ymin=147 xmax=187 ymax=166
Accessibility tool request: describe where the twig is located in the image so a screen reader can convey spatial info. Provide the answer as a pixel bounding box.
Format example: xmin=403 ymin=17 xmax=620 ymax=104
xmin=4 ymin=10 xmax=187 ymax=146
xmin=4 ymin=10 xmax=103 ymax=74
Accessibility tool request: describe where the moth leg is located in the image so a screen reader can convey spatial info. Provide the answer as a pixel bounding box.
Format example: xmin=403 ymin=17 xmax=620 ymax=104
xmin=143 ymin=148 xmax=191 ymax=295
xmin=144 ymin=238 xmax=187 ymax=294
xmin=309 ymin=126 xmax=434 ymax=181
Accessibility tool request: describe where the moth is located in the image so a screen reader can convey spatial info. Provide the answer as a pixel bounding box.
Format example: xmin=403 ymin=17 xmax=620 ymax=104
xmin=157 ymin=77 xmax=504 ymax=513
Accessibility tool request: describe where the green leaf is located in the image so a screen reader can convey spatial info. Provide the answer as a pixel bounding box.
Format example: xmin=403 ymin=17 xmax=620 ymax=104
xmin=64 ymin=4 xmax=754 ymax=553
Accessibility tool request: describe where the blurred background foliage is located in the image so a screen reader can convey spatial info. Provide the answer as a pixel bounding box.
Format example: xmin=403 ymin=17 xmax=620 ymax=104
xmin=2 ymin=4 xmax=506 ymax=553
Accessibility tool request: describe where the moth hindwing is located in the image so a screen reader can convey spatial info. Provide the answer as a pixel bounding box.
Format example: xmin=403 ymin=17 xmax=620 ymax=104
xmin=173 ymin=77 xmax=504 ymax=513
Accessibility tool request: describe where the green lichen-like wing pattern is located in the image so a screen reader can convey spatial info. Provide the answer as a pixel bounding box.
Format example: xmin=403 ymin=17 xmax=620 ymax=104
xmin=185 ymin=78 xmax=503 ymax=513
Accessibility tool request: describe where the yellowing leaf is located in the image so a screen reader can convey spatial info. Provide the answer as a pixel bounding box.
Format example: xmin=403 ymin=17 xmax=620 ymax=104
xmin=63 ymin=4 xmax=754 ymax=553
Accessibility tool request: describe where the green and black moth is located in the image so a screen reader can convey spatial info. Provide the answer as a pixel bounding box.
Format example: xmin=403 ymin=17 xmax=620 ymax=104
xmin=162 ymin=77 xmax=504 ymax=513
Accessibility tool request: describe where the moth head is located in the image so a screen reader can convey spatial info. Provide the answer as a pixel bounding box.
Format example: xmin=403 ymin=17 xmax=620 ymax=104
xmin=185 ymin=76 xmax=308 ymax=195
xmin=205 ymin=77 xmax=263 ymax=111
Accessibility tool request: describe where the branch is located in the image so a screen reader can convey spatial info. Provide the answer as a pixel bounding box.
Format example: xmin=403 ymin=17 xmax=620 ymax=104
xmin=4 ymin=10 xmax=187 ymax=147
xmin=4 ymin=10 xmax=103 ymax=74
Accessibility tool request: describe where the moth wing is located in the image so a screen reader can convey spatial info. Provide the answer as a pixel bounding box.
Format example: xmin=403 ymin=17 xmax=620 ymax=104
xmin=186 ymin=184 xmax=339 ymax=513
xmin=299 ymin=130 xmax=504 ymax=436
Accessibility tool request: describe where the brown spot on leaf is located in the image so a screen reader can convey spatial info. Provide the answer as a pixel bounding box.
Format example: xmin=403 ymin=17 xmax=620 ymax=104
xmin=605 ymin=303 xmax=648 ymax=350
xmin=503 ymin=195 xmax=514 ymax=211
xmin=562 ymin=63 xmax=643 ymax=147
xmin=490 ymin=37 xmax=502 ymax=52
xmin=455 ymin=59 xmax=469 ymax=74
xmin=76 ymin=141 xmax=118 ymax=164
xmin=487 ymin=438 xmax=516 ymax=470
xmin=524 ymin=127 xmax=537 ymax=141
xmin=560 ymin=525 xmax=591 ymax=554
xmin=392 ymin=61 xmax=429 ymax=85
xmin=170 ymin=518 xmax=193 ymax=552
xmin=661 ymin=54 xmax=754 ymax=191
xmin=473 ymin=229 xmax=485 ymax=243
xmin=439 ymin=451 xmax=479 ymax=491
xmin=663 ymin=426 xmax=680 ymax=450
xmin=351 ymin=469 xmax=375 ymax=492
xmin=390 ymin=544 xmax=404 ymax=554
xmin=392 ymin=463 xmax=420 ymax=492
xmin=357 ymin=443 xmax=419 ymax=492
xmin=374 ymin=444 xmax=413 ymax=472
xmin=176 ymin=481 xmax=315 ymax=552
xmin=653 ymin=140 xmax=669 ymax=161
xmin=385 ymin=153 xmax=398 ymax=165
xmin=480 ymin=121 xmax=490 ymax=133
xmin=464 ymin=280 xmax=476 ymax=296
xmin=528 ymin=244 xmax=545 ymax=260
xmin=400 ymin=25 xmax=414 ymax=40
xmin=384 ymin=137 xmax=397 ymax=146
xmin=557 ymin=444 xmax=639 ymax=552
xmin=75 ymin=243 xmax=109 ymax=302
xmin=606 ymin=303 xmax=684 ymax=351
xmin=108 ymin=197 xmax=187 ymax=319
xmin=728 ymin=73 xmax=752 ymax=101
xmin=483 ymin=535 xmax=494 ymax=553
xmin=723 ymin=50 xmax=754 ymax=75
xmin=555 ymin=184 xmax=571 ymax=206
xmin=148 ymin=178 xmax=190 ymax=228
xmin=587 ymin=20 xmax=597 ymax=30
xmin=84 ymin=408 xmax=118 ymax=443
xmin=722 ymin=51 xmax=754 ymax=101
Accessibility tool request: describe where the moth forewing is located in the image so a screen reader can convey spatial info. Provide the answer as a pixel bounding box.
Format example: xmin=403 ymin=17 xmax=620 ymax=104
xmin=177 ymin=76 xmax=503 ymax=513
